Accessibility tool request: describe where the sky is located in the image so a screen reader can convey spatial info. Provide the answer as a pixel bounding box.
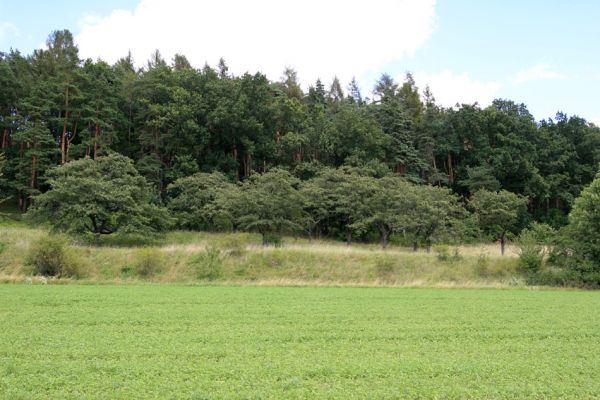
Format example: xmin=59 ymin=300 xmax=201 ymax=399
xmin=1 ymin=0 xmax=599 ymax=123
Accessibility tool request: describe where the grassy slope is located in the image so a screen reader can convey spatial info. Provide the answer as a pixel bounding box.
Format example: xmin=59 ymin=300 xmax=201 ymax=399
xmin=0 ymin=223 xmax=523 ymax=287
xmin=1 ymin=285 xmax=599 ymax=399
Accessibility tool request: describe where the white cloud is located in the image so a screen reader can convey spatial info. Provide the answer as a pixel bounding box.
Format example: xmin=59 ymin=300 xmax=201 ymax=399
xmin=75 ymin=0 xmax=437 ymax=86
xmin=413 ymin=70 xmax=501 ymax=107
xmin=0 ymin=22 xmax=20 ymax=44
xmin=515 ymin=64 xmax=563 ymax=83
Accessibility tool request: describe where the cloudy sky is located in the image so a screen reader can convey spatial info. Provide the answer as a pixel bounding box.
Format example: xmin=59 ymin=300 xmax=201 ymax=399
xmin=1 ymin=0 xmax=599 ymax=123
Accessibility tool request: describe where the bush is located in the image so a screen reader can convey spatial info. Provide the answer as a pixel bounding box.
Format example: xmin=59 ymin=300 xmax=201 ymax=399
xmin=133 ymin=248 xmax=163 ymax=277
xmin=26 ymin=235 xmax=83 ymax=278
xmin=264 ymin=233 xmax=283 ymax=247
xmin=434 ymin=245 xmax=462 ymax=263
xmin=516 ymin=229 xmax=546 ymax=274
xmin=189 ymin=246 xmax=223 ymax=280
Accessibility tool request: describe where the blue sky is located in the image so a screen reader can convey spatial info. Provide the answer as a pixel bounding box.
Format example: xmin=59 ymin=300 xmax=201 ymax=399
xmin=1 ymin=0 xmax=599 ymax=123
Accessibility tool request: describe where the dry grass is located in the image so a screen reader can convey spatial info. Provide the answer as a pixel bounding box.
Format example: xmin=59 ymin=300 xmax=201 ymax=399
xmin=0 ymin=224 xmax=524 ymax=287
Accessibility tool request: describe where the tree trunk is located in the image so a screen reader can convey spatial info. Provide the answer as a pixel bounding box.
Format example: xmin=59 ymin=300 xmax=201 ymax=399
xmin=93 ymin=121 xmax=100 ymax=160
xmin=233 ymin=145 xmax=239 ymax=181
xmin=30 ymin=155 xmax=37 ymax=190
xmin=413 ymin=241 xmax=418 ymax=252
xmin=262 ymin=231 xmax=268 ymax=247
xmin=426 ymin=239 xmax=432 ymax=253
xmin=380 ymin=229 xmax=389 ymax=249
xmin=447 ymin=153 xmax=454 ymax=185
xmin=346 ymin=230 xmax=352 ymax=246
xmin=500 ymin=234 xmax=506 ymax=256
xmin=60 ymin=85 xmax=70 ymax=165
xmin=1 ymin=128 xmax=7 ymax=148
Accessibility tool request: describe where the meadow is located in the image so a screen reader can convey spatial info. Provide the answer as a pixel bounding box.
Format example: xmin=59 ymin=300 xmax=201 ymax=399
xmin=1 ymin=285 xmax=599 ymax=399
xmin=0 ymin=221 xmax=524 ymax=287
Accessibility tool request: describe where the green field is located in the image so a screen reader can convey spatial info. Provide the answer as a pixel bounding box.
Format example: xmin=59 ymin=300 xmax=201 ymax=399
xmin=1 ymin=285 xmax=599 ymax=399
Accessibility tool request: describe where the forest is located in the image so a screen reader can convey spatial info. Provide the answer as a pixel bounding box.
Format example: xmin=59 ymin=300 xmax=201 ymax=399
xmin=1 ymin=30 xmax=600 ymax=285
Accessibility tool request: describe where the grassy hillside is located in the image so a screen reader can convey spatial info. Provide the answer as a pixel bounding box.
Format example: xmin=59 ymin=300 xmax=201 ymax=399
xmin=1 ymin=285 xmax=599 ymax=399
xmin=0 ymin=220 xmax=524 ymax=287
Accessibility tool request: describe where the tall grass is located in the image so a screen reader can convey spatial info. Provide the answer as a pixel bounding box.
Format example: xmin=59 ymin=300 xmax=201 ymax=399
xmin=0 ymin=224 xmax=525 ymax=287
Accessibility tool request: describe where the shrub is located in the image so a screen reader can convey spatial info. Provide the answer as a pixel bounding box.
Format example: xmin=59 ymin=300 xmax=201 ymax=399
xmin=474 ymin=254 xmax=490 ymax=276
xmin=26 ymin=235 xmax=83 ymax=278
xmin=517 ymin=224 xmax=551 ymax=274
xmin=434 ymin=245 xmax=450 ymax=262
xmin=434 ymin=245 xmax=462 ymax=263
xmin=264 ymin=233 xmax=283 ymax=247
xmin=189 ymin=246 xmax=223 ymax=280
xmin=133 ymin=248 xmax=163 ymax=277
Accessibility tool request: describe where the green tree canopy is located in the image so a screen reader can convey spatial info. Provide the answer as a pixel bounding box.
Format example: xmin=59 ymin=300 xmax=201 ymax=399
xmin=234 ymin=169 xmax=305 ymax=245
xmin=166 ymin=171 xmax=236 ymax=231
xmin=553 ymin=170 xmax=600 ymax=284
xmin=470 ymin=189 xmax=527 ymax=255
xmin=28 ymin=153 xmax=170 ymax=236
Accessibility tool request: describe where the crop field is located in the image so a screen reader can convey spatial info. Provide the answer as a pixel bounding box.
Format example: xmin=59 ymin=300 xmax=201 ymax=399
xmin=1 ymin=285 xmax=599 ymax=399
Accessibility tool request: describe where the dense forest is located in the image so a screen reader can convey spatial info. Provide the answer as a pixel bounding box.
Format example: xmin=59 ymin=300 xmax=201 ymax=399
xmin=1 ymin=30 xmax=599 ymax=236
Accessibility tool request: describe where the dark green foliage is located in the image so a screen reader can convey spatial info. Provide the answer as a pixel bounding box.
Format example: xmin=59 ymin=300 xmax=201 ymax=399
xmin=2 ymin=29 xmax=600 ymax=259
xmin=234 ymin=169 xmax=305 ymax=245
xmin=551 ymin=171 xmax=600 ymax=285
xmin=166 ymin=172 xmax=236 ymax=231
xmin=471 ymin=189 xmax=528 ymax=255
xmin=28 ymin=153 xmax=171 ymax=236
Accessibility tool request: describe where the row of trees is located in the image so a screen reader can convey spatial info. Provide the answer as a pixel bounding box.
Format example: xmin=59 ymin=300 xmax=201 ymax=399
xmin=30 ymin=153 xmax=528 ymax=255
xmin=27 ymin=153 xmax=600 ymax=285
xmin=1 ymin=30 xmax=600 ymax=227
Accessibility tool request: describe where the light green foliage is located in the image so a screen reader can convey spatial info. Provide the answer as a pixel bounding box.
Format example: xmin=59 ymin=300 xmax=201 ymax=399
xmin=235 ymin=169 xmax=305 ymax=245
xmin=25 ymin=235 xmax=83 ymax=277
xmin=2 ymin=286 xmax=600 ymax=398
xmin=350 ymin=176 xmax=414 ymax=248
xmin=407 ymin=184 xmax=465 ymax=251
xmin=471 ymin=189 xmax=528 ymax=255
xmin=516 ymin=230 xmax=545 ymax=273
xmin=349 ymin=176 xmax=464 ymax=249
xmin=28 ymin=153 xmax=171 ymax=236
xmin=188 ymin=246 xmax=223 ymax=280
xmin=433 ymin=245 xmax=462 ymax=263
xmin=166 ymin=172 xmax=236 ymax=231
xmin=516 ymin=222 xmax=556 ymax=274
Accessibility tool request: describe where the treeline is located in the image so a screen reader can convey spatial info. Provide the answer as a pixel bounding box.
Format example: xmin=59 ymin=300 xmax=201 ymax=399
xmin=24 ymin=152 xmax=600 ymax=285
xmin=1 ymin=30 xmax=599 ymax=227
xmin=28 ymin=153 xmax=524 ymax=253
